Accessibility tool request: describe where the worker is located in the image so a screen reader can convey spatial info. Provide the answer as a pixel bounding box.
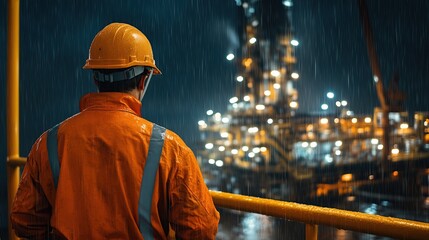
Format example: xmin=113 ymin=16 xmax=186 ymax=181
xmin=11 ymin=23 xmax=220 ymax=239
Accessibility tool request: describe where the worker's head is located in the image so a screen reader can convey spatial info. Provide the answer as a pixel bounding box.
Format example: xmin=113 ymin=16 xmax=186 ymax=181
xmin=83 ymin=23 xmax=161 ymax=101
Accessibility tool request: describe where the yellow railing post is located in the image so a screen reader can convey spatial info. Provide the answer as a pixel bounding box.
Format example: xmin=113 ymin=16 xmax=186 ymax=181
xmin=7 ymin=0 xmax=21 ymax=239
xmin=305 ymin=224 xmax=318 ymax=240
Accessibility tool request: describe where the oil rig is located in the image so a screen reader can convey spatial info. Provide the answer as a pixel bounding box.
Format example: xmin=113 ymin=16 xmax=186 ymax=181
xmin=197 ymin=0 xmax=429 ymax=201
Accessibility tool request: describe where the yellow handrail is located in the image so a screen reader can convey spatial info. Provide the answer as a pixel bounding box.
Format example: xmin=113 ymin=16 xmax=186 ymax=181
xmin=210 ymin=191 xmax=429 ymax=240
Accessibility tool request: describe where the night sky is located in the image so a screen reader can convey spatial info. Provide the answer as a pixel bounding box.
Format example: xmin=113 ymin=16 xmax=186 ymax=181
xmin=1 ymin=0 xmax=428 ymax=236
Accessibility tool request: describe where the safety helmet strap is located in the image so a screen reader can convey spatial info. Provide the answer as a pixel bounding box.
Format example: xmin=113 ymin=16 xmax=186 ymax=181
xmin=93 ymin=66 xmax=146 ymax=82
xmin=140 ymin=69 xmax=154 ymax=101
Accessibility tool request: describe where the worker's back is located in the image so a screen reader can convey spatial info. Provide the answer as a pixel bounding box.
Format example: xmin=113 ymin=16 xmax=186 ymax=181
xmin=12 ymin=92 xmax=220 ymax=239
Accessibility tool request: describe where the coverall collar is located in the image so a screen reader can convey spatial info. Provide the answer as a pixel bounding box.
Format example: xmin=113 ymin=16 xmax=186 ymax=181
xmin=79 ymin=92 xmax=142 ymax=116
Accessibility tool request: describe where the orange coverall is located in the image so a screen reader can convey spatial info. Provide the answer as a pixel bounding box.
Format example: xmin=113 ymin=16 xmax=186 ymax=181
xmin=11 ymin=92 xmax=220 ymax=239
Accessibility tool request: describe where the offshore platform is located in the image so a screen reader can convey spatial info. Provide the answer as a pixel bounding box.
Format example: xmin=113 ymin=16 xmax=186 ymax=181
xmin=197 ymin=0 xmax=429 ymax=202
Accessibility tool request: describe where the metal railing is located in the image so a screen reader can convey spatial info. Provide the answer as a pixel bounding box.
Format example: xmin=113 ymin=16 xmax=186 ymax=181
xmin=6 ymin=0 xmax=429 ymax=239
xmin=210 ymin=191 xmax=429 ymax=240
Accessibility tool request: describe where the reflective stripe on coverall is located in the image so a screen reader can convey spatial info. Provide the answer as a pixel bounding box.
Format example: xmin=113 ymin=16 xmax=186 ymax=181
xmin=11 ymin=92 xmax=220 ymax=239
xmin=47 ymin=123 xmax=166 ymax=240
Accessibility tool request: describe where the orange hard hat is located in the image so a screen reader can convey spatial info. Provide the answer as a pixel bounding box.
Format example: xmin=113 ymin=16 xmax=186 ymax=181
xmin=83 ymin=23 xmax=161 ymax=75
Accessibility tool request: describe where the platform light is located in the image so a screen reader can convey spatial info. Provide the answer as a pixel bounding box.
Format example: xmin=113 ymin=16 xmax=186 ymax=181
xmin=218 ymin=146 xmax=225 ymax=152
xmin=229 ymin=97 xmax=238 ymax=104
xmin=214 ymin=112 xmax=221 ymax=121
xmin=260 ymin=147 xmax=267 ymax=152
xmin=335 ymin=150 xmax=341 ymax=156
xmin=291 ymin=39 xmax=299 ymax=46
xmin=321 ymin=104 xmax=328 ymax=110
xmin=291 ymin=72 xmax=299 ymax=79
xmin=267 ymin=118 xmax=274 ymax=124
xmin=270 ymin=70 xmax=281 ymax=77
xmin=341 ymin=100 xmax=348 ymax=106
xmin=310 ymin=141 xmax=318 ymax=148
xmin=256 ymin=104 xmax=265 ymax=110
xmin=215 ymin=160 xmax=224 ymax=167
xmin=249 ymin=37 xmax=257 ymax=44
xmin=336 ymin=101 xmax=341 ymax=107
xmin=231 ymin=149 xmax=238 ymax=155
xmin=264 ymin=90 xmax=271 ymax=96
xmin=327 ymin=92 xmax=334 ymax=99
xmin=248 ymin=152 xmax=255 ymax=158
xmin=208 ymin=159 xmax=215 ymax=164
xmin=365 ymin=117 xmax=372 ymax=123
xmin=335 ymin=140 xmax=342 ymax=147
xmin=252 ymin=147 xmax=260 ymax=153
xmin=341 ymin=173 xmax=353 ymax=182
xmin=198 ymin=120 xmax=206 ymax=126
xmin=377 ymin=144 xmax=384 ymax=150
xmin=273 ymin=83 xmax=281 ymax=89
xmin=400 ymin=123 xmax=409 ymax=129
xmin=325 ymin=154 xmax=333 ymax=163
xmin=242 ymin=146 xmax=249 ymax=152
xmin=289 ymin=101 xmax=298 ymax=108
xmin=346 ymin=110 xmax=354 ymax=116
xmin=205 ymin=143 xmax=214 ymax=150
xmin=243 ymin=95 xmax=250 ymax=102
xmin=301 ymin=142 xmax=309 ymax=148
xmin=248 ymin=127 xmax=259 ymax=133
xmin=236 ymin=75 xmax=244 ymax=82
xmin=334 ymin=118 xmax=339 ymax=124
xmin=206 ymin=110 xmax=214 ymax=116
xmin=220 ymin=132 xmax=229 ymax=138
xmin=351 ymin=118 xmax=357 ymax=123
xmin=283 ymin=0 xmax=293 ymax=7
xmin=320 ymin=118 xmax=329 ymax=124
xmin=371 ymin=138 xmax=379 ymax=145
xmin=221 ymin=117 xmax=230 ymax=123
xmin=391 ymin=148 xmax=399 ymax=155
xmin=226 ymin=53 xmax=235 ymax=61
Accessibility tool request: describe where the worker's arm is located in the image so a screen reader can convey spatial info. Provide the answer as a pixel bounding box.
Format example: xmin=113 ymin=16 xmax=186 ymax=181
xmin=169 ymin=150 xmax=220 ymax=240
xmin=10 ymin=135 xmax=52 ymax=239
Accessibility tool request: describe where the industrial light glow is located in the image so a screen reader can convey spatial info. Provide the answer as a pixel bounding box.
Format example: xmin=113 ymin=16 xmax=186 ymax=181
xmin=335 ymin=140 xmax=342 ymax=147
xmin=283 ymin=0 xmax=293 ymax=7
xmin=301 ymin=142 xmax=309 ymax=148
xmin=236 ymin=76 xmax=244 ymax=82
xmin=267 ymin=118 xmax=274 ymax=124
xmin=327 ymin=92 xmax=334 ymax=99
xmin=205 ymin=143 xmax=214 ymax=150
xmin=206 ymin=110 xmax=213 ymax=115
xmin=264 ymin=90 xmax=271 ymax=96
xmin=218 ymin=146 xmax=225 ymax=152
xmin=391 ymin=148 xmax=400 ymax=155
xmin=231 ymin=149 xmax=238 ymax=155
xmin=291 ymin=39 xmax=299 ymax=46
xmin=400 ymin=123 xmax=409 ymax=129
xmin=321 ymin=104 xmax=328 ymax=110
xmin=364 ymin=117 xmax=372 ymax=123
xmin=215 ymin=160 xmax=224 ymax=167
xmin=289 ymin=101 xmax=298 ymax=108
xmin=242 ymin=146 xmax=249 ymax=152
xmin=229 ymin=97 xmax=238 ymax=104
xmin=220 ymin=132 xmax=229 ymax=138
xmin=255 ymin=104 xmax=265 ymax=110
xmin=341 ymin=100 xmax=348 ymax=106
xmin=270 ymin=70 xmax=281 ymax=77
xmin=351 ymin=118 xmax=358 ymax=123
xmin=320 ymin=118 xmax=329 ymax=124
xmin=249 ymin=37 xmax=257 ymax=44
xmin=310 ymin=142 xmax=317 ymax=148
xmin=221 ymin=117 xmax=230 ymax=123
xmin=243 ymin=95 xmax=250 ymax=102
xmin=371 ymin=138 xmax=379 ymax=145
xmin=273 ymin=83 xmax=281 ymax=89
xmin=291 ymin=72 xmax=299 ymax=79
xmin=208 ymin=159 xmax=215 ymax=164
xmin=336 ymin=101 xmax=341 ymax=107
xmin=226 ymin=53 xmax=235 ymax=61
